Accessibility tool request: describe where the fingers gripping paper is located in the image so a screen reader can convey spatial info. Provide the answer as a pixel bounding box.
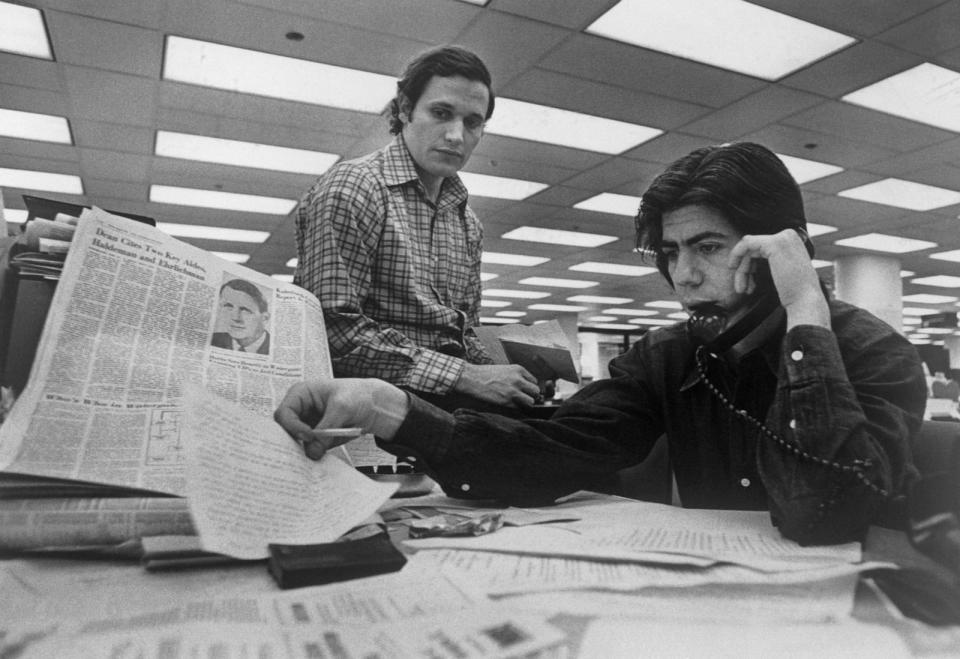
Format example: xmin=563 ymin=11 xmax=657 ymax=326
xmin=182 ymin=385 xmax=397 ymax=560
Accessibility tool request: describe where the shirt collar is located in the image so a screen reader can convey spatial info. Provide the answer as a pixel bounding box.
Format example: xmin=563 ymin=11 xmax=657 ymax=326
xmin=382 ymin=135 xmax=469 ymax=208
xmin=235 ymin=331 xmax=267 ymax=353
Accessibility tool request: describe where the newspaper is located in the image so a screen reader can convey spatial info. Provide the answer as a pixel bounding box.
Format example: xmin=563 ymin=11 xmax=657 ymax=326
xmin=0 ymin=207 xmax=333 ymax=496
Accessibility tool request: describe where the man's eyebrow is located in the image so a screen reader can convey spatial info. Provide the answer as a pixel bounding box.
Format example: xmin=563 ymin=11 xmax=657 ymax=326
xmin=662 ymin=230 xmax=729 ymax=247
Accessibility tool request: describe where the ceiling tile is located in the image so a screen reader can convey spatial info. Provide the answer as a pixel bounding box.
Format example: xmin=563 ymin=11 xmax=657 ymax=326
xmin=236 ymin=0 xmax=477 ymax=43
xmin=63 ymin=66 xmax=158 ymax=125
xmin=489 ymin=0 xmax=617 ymax=29
xmin=784 ymin=101 xmax=955 ymax=152
xmin=47 ymin=11 xmax=162 ymax=77
xmin=500 ymin=68 xmax=708 ymax=129
xmin=71 ymin=119 xmax=153 ymax=153
xmin=681 ymin=85 xmax=824 ymax=140
xmin=782 ymin=40 xmax=923 ymax=97
xmin=750 ymin=0 xmax=945 ymax=37
xmin=876 ymin=1 xmax=960 ymax=57
xmin=0 ymin=53 xmax=62 ymax=91
xmin=540 ymin=34 xmax=765 ymax=108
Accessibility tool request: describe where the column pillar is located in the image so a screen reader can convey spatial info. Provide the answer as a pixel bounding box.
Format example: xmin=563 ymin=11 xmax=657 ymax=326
xmin=833 ymin=254 xmax=903 ymax=332
xmin=944 ymin=336 xmax=960 ymax=373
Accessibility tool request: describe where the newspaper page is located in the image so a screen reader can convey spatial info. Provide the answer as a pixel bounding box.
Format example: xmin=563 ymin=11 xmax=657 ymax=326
xmin=182 ymin=383 xmax=396 ymax=559
xmin=0 ymin=497 xmax=194 ymax=551
xmin=19 ymin=609 xmax=566 ymax=659
xmin=0 ymin=207 xmax=333 ymax=496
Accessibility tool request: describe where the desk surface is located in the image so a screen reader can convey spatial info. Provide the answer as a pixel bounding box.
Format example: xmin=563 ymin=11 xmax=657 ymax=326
xmin=2 ymin=494 xmax=959 ymax=657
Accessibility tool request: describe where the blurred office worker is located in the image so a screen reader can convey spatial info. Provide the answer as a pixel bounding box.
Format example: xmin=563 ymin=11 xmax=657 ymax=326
xmin=211 ymin=278 xmax=271 ymax=355
xmin=277 ymin=142 xmax=927 ymax=546
xmin=293 ymin=45 xmax=539 ymax=413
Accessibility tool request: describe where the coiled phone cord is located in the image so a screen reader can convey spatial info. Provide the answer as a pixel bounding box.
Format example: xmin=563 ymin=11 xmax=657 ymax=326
xmin=694 ymin=344 xmax=889 ymax=500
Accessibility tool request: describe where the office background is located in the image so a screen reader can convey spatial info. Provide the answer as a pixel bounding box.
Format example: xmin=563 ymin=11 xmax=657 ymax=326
xmin=2 ymin=0 xmax=960 ymax=360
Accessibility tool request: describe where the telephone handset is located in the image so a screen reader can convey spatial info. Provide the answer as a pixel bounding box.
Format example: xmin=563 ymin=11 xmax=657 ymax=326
xmin=686 ymin=291 xmax=781 ymax=354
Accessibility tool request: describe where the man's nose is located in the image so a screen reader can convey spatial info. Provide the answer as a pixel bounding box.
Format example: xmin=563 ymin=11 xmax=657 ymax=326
xmin=445 ymin=120 xmax=465 ymax=144
xmin=672 ymin=252 xmax=701 ymax=287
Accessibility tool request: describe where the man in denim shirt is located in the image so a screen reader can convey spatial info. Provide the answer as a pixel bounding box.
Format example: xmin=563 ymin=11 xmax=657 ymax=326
xmin=276 ymin=142 xmax=926 ymax=545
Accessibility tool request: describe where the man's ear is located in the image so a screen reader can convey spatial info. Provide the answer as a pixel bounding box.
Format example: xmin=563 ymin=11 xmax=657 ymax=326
xmin=397 ymin=94 xmax=412 ymax=125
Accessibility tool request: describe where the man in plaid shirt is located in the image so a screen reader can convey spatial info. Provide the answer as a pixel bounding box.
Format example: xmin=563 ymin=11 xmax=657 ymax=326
xmin=295 ymin=46 xmax=541 ymax=412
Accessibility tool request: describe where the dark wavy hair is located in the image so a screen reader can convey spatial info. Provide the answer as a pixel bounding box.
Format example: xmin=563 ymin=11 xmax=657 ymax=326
xmin=385 ymin=45 xmax=494 ymax=135
xmin=220 ymin=278 xmax=268 ymax=313
xmin=635 ymin=142 xmax=810 ymax=286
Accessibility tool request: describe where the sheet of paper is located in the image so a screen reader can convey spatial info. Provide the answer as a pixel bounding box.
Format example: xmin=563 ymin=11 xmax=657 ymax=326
xmin=577 ymin=619 xmax=910 ymax=658
xmin=21 ymin=609 xmax=567 ymax=659
xmin=182 ymin=384 xmax=397 ymax=559
xmin=408 ymin=498 xmax=861 ymax=572
xmin=410 ymin=548 xmax=895 ymax=598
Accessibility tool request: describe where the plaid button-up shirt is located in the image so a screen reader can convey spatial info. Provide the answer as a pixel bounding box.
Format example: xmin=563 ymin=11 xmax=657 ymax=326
xmin=294 ymin=136 xmax=492 ymax=394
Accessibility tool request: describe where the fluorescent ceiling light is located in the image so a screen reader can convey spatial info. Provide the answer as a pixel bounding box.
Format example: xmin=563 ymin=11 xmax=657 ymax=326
xmin=911 ymin=276 xmax=960 ymax=288
xmin=587 ymin=0 xmax=853 ymax=80
xmin=923 ymin=327 xmax=956 ymax=335
xmin=0 ymin=2 xmax=52 ymax=59
xmin=212 ymin=251 xmax=250 ymax=264
xmin=150 ymin=184 xmax=296 ymax=215
xmin=667 ymin=312 xmax=690 ymax=320
xmin=777 ymin=154 xmax=843 ymax=184
xmin=480 ymin=272 xmax=498 ymax=281
xmin=903 ymin=307 xmax=936 ymax=316
xmin=271 ymin=274 xmax=294 ymax=283
xmin=458 ymin=172 xmax=547 ymax=200
xmin=502 ymin=226 xmax=618 ymax=247
xmin=0 ymin=167 xmax=83 ymax=194
xmin=837 ymin=178 xmax=960 ymax=211
xmin=806 ymin=222 xmax=837 ymax=237
xmin=483 ymin=289 xmax=551 ymax=299
xmin=628 ymin=317 xmax=676 ymax=326
xmin=843 ymin=64 xmax=960 ymax=133
xmin=902 ymin=317 xmax=922 ymax=325
xmin=587 ymin=316 xmax=617 ymax=322
xmin=570 ymin=262 xmax=658 ymax=277
xmin=581 ymin=323 xmax=638 ymax=331
xmin=159 ymin=222 xmax=270 ymax=243
xmin=482 ymin=252 xmax=550 ymax=266
xmin=0 ymin=108 xmax=71 ymax=143
xmin=480 ymin=299 xmax=512 ymax=308
xmin=931 ymin=250 xmax=960 ymax=263
xmin=518 ymin=277 xmax=597 ymax=288
xmin=496 ymin=311 xmax=527 ymax=317
xmin=903 ymin=292 xmax=956 ymax=303
xmin=156 ymin=131 xmax=339 ymax=175
xmin=812 ymin=259 xmax=833 ymax=269
xmin=164 ymin=36 xmax=395 ymax=112
xmin=3 ymin=209 xmax=28 ymax=224
xmin=833 ymin=233 xmax=936 ymax=253
xmin=574 ymin=193 xmax=641 ymax=216
xmin=481 ymin=317 xmax=520 ymax=324
xmin=601 ymin=308 xmax=657 ymax=317
xmin=568 ymin=295 xmax=633 ymax=304
xmin=528 ymin=304 xmax=588 ymax=312
xmin=490 ymin=98 xmax=662 ymax=154
xmin=285 ymin=258 xmax=298 ymax=268
xmin=645 ymin=300 xmax=682 ymax=309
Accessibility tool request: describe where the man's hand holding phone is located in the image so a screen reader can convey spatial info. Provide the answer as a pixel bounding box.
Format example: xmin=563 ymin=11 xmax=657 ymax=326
xmin=728 ymin=228 xmax=829 ymax=331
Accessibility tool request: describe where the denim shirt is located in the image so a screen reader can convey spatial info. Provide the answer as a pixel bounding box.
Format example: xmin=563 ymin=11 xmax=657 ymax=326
xmin=385 ymin=299 xmax=926 ymax=545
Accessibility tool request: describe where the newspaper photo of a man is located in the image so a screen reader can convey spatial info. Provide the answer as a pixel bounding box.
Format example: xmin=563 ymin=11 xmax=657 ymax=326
xmin=211 ymin=277 xmax=272 ymax=355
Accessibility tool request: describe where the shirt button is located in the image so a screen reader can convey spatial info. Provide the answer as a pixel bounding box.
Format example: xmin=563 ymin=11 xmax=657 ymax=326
xmin=740 ymin=478 xmax=751 ymax=488
xmin=460 ymin=483 xmax=471 ymax=492
xmin=791 ymin=349 xmax=804 ymax=362
xmin=789 ymin=419 xmax=797 ymax=430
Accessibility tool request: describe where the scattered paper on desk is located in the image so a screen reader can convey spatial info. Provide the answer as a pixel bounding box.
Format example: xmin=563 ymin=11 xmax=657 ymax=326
xmin=578 ymin=619 xmax=910 ymax=658
xmin=182 ymin=385 xmax=397 ymax=559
